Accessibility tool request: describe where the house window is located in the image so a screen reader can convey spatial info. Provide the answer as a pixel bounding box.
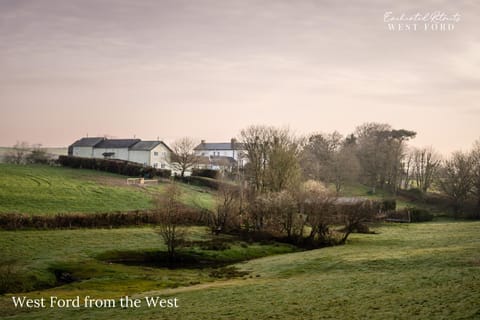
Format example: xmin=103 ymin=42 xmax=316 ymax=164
xmin=153 ymin=163 xmax=158 ymax=168
xmin=154 ymin=152 xmax=158 ymax=156
xmin=161 ymin=163 xmax=166 ymax=169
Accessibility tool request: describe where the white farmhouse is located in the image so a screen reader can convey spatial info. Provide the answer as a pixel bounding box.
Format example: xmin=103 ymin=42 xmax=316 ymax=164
xmin=193 ymin=138 xmax=247 ymax=170
xmin=128 ymin=141 xmax=171 ymax=169
xmin=68 ymin=137 xmax=105 ymax=158
xmin=68 ymin=137 xmax=172 ymax=169
xmin=92 ymin=139 xmax=140 ymax=161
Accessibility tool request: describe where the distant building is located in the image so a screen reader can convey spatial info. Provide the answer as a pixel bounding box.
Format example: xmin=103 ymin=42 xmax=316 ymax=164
xmin=68 ymin=137 xmax=172 ymax=169
xmin=193 ymin=138 xmax=247 ymax=170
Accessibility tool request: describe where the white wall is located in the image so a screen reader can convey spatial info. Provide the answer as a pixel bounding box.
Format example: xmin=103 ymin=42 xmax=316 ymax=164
xmin=149 ymin=144 xmax=171 ymax=169
xmin=72 ymin=143 xmax=173 ymax=171
xmin=93 ymin=148 xmax=130 ymax=161
xmin=194 ymin=149 xmax=246 ymax=162
xmin=72 ymin=146 xmax=94 ymax=158
xmin=128 ymin=150 xmax=150 ymax=166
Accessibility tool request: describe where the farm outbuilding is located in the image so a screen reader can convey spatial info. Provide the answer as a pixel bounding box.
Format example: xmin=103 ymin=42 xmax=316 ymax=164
xmin=68 ymin=137 xmax=172 ymax=169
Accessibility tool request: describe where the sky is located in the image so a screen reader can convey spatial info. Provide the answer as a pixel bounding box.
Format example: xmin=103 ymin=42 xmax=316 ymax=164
xmin=0 ymin=0 xmax=479 ymax=155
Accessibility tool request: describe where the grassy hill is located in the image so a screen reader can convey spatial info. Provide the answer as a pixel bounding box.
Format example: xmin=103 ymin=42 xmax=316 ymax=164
xmin=0 ymin=221 xmax=478 ymax=319
xmin=0 ymin=164 xmax=214 ymax=214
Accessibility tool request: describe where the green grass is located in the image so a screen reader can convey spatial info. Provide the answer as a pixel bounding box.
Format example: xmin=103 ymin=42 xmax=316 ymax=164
xmin=0 ymin=164 xmax=215 ymax=214
xmin=0 ymin=227 xmax=296 ymax=317
xmin=1 ymin=221 xmax=479 ymax=319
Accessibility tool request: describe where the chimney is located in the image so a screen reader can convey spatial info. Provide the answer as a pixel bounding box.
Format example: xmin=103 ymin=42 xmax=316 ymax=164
xmin=201 ymin=139 xmax=206 ymax=144
xmin=231 ymin=138 xmax=237 ymax=148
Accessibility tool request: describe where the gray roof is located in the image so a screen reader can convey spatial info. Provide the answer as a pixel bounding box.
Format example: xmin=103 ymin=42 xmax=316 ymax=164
xmin=70 ymin=137 xmax=105 ymax=147
xmin=130 ymin=141 xmax=162 ymax=151
xmin=95 ymin=139 xmax=141 ymax=148
xmin=194 ymin=142 xmax=244 ymax=151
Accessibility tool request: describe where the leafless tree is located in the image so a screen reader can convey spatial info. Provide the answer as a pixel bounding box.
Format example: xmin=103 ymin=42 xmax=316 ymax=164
xmin=3 ymin=141 xmax=30 ymax=164
xmin=355 ymin=123 xmax=416 ymax=194
xmin=411 ymin=147 xmax=441 ymax=193
xmin=337 ymin=200 xmax=378 ymax=244
xmin=171 ymin=137 xmax=199 ymax=177
xmin=240 ymin=125 xmax=301 ymax=194
xmin=470 ymin=139 xmax=480 ymax=215
xmin=154 ymin=183 xmax=186 ymax=260
xmin=330 ymin=146 xmax=360 ymax=194
xmin=300 ymin=132 xmax=359 ymax=194
xmin=297 ymin=181 xmax=337 ymax=244
xmin=26 ymin=144 xmax=50 ymax=164
xmin=439 ymin=151 xmax=475 ymax=214
xmin=210 ymin=183 xmax=240 ymax=234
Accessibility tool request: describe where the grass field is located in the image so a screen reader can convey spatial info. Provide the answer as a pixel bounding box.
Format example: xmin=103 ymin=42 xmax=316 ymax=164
xmin=1 ymin=221 xmax=479 ymax=319
xmin=0 ymin=164 xmax=214 ymax=214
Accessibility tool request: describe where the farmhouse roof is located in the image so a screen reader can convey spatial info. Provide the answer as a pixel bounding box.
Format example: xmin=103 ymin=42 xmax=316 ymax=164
xmin=70 ymin=137 xmax=105 ymax=147
xmin=194 ymin=142 xmax=244 ymax=151
xmin=130 ymin=141 xmax=172 ymax=152
xmin=95 ymin=139 xmax=141 ymax=148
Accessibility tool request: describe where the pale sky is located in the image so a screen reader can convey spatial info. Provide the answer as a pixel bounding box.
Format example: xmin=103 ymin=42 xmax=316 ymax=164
xmin=0 ymin=0 xmax=479 ymax=155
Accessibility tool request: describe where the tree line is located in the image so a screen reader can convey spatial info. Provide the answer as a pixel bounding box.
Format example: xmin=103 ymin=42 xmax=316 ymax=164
xmin=235 ymin=123 xmax=480 ymax=217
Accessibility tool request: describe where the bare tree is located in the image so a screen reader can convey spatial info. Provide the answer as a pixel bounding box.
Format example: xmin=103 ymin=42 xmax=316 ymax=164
xmin=154 ymin=183 xmax=186 ymax=260
xmin=171 ymin=137 xmax=199 ymax=177
xmin=439 ymin=151 xmax=475 ymax=215
xmin=412 ymin=147 xmax=441 ymax=193
xmin=210 ymin=183 xmax=240 ymax=234
xmin=355 ymin=123 xmax=416 ymax=193
xmin=300 ymin=132 xmax=359 ymax=194
xmin=4 ymin=141 xmax=30 ymax=164
xmin=337 ymin=200 xmax=378 ymax=244
xmin=470 ymin=139 xmax=480 ymax=215
xmin=27 ymin=144 xmax=50 ymax=164
xmin=240 ymin=125 xmax=301 ymax=194
xmin=298 ymin=181 xmax=337 ymax=244
xmin=330 ymin=145 xmax=360 ymax=194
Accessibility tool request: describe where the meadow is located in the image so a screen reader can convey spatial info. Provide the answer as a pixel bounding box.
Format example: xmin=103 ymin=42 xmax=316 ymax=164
xmin=0 ymin=221 xmax=478 ymax=319
xmin=0 ymin=164 xmax=478 ymax=319
xmin=0 ymin=164 xmax=214 ymax=214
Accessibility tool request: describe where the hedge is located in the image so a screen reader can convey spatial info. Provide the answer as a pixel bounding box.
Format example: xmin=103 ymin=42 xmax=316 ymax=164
xmin=0 ymin=207 xmax=208 ymax=230
xmin=58 ymin=155 xmax=171 ymax=178
xmin=191 ymin=168 xmax=219 ymax=179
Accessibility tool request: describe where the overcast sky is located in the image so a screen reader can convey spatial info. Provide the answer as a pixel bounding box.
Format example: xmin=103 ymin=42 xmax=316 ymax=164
xmin=0 ymin=0 xmax=479 ymax=154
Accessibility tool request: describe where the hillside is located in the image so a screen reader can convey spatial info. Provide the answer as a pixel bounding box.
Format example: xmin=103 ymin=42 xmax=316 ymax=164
xmin=0 ymin=164 xmax=214 ymax=214
xmin=0 ymin=221 xmax=478 ymax=319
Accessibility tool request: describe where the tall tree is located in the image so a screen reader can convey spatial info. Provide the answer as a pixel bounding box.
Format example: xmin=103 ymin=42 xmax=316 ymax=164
xmin=171 ymin=137 xmax=199 ymax=177
xmin=439 ymin=151 xmax=475 ymax=215
xmin=240 ymin=125 xmax=301 ymax=194
xmin=355 ymin=123 xmax=416 ymax=193
xmin=470 ymin=139 xmax=480 ymax=215
xmin=412 ymin=147 xmax=441 ymax=193
xmin=154 ymin=183 xmax=186 ymax=260
xmin=4 ymin=141 xmax=30 ymax=164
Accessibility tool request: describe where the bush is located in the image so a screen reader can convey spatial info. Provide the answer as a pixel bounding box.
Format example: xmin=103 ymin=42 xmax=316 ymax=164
xmin=408 ymin=207 xmax=434 ymax=222
xmin=381 ymin=198 xmax=396 ymax=212
xmin=58 ymin=155 xmax=171 ymax=178
xmin=398 ymin=188 xmax=424 ymax=201
xmin=191 ymin=169 xmax=219 ymax=179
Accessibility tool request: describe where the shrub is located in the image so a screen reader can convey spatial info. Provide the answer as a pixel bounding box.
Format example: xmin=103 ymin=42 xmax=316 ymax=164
xmin=191 ymin=169 xmax=219 ymax=179
xmin=58 ymin=155 xmax=171 ymax=178
xmin=408 ymin=207 xmax=434 ymax=222
xmin=381 ymin=198 xmax=396 ymax=212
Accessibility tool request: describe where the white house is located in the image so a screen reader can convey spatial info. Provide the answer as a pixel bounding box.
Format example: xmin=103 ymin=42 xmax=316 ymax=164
xmin=68 ymin=137 xmax=105 ymax=158
xmin=68 ymin=137 xmax=172 ymax=169
xmin=193 ymin=138 xmax=247 ymax=170
xmin=128 ymin=141 xmax=171 ymax=169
